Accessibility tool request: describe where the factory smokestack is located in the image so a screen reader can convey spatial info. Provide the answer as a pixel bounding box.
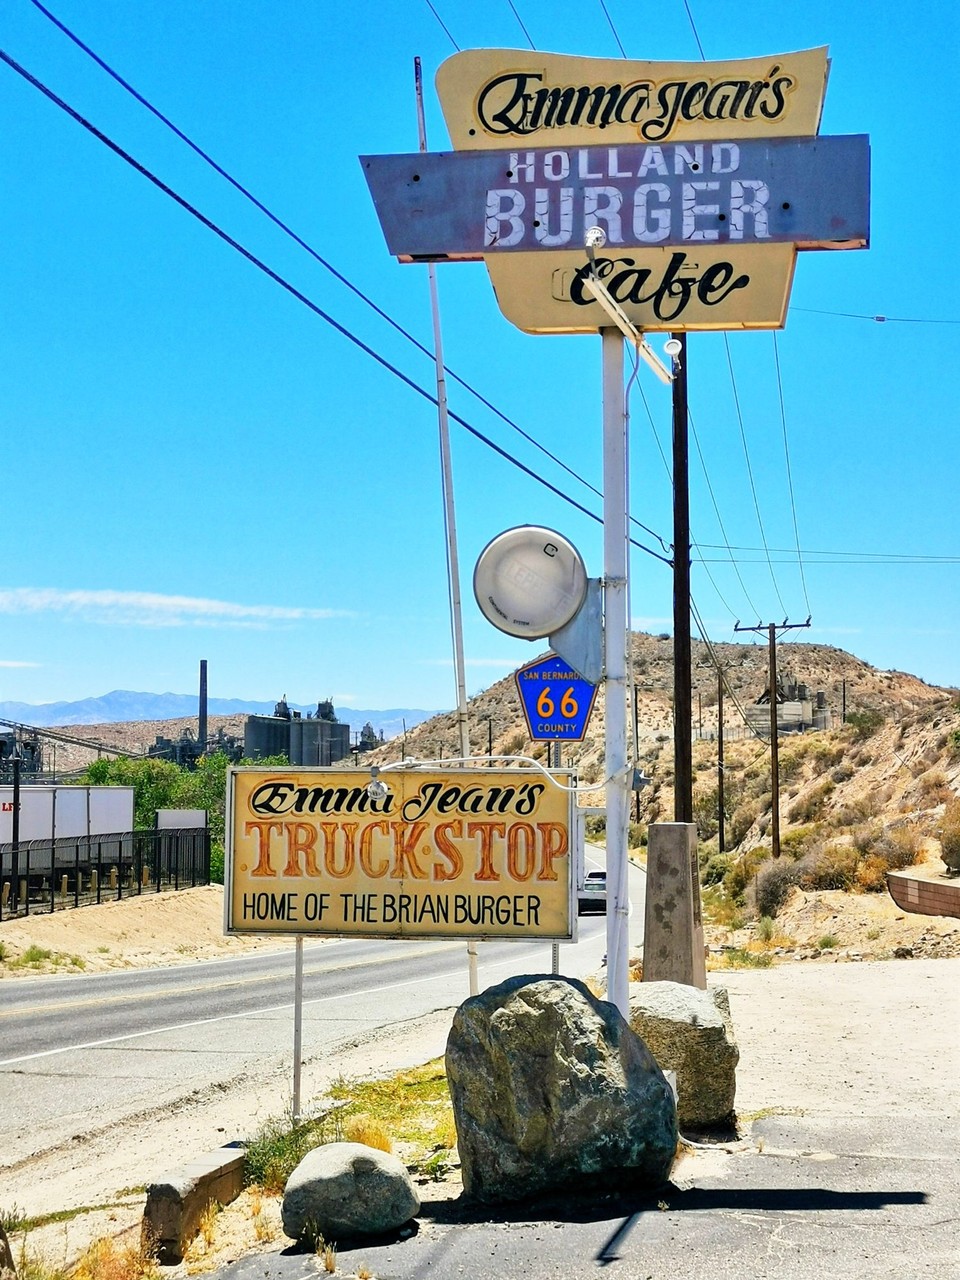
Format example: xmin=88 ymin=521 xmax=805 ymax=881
xmin=199 ymin=659 xmax=208 ymax=754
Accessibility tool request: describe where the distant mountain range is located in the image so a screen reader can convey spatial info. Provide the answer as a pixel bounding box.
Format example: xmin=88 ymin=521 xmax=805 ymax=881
xmin=0 ymin=691 xmax=441 ymax=742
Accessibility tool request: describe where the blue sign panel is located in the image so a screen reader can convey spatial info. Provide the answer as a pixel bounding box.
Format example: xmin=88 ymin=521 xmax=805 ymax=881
xmin=361 ymin=133 xmax=869 ymax=262
xmin=516 ymin=655 xmax=599 ymax=742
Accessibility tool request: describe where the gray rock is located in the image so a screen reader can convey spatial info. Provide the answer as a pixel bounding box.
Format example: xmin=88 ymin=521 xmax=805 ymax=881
xmin=445 ymin=974 xmax=676 ymax=1204
xmin=281 ymin=1143 xmax=420 ymax=1241
xmin=628 ymin=981 xmax=739 ymax=1130
xmin=0 ymin=1224 xmax=15 ymax=1280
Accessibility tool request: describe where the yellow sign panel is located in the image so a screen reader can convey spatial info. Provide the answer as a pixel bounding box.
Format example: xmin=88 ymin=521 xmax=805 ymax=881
xmin=226 ymin=767 xmax=574 ymax=940
xmin=487 ymin=243 xmax=796 ymax=334
xmin=436 ymin=47 xmax=829 ymax=150
xmin=435 ymin=46 xmax=828 ymax=332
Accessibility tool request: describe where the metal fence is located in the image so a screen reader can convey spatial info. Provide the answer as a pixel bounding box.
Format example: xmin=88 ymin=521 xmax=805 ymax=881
xmin=0 ymin=827 xmax=210 ymax=920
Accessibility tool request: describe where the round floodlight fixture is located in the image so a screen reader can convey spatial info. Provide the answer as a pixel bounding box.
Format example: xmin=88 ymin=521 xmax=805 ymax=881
xmin=473 ymin=526 xmax=588 ymax=639
xmin=663 ymin=338 xmax=682 ymax=358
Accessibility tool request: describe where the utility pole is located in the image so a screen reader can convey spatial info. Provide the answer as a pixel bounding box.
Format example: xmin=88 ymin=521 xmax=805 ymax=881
xmin=671 ymin=333 xmax=692 ymax=824
xmin=734 ymin=619 xmax=811 ymax=858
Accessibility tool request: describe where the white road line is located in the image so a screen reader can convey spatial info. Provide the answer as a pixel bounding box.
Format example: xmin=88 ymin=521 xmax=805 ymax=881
xmin=0 ymin=938 xmax=587 ymax=1068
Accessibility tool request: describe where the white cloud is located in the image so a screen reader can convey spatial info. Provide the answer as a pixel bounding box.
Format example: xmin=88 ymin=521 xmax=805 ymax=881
xmin=0 ymin=659 xmax=40 ymax=668
xmin=0 ymin=587 xmax=353 ymax=629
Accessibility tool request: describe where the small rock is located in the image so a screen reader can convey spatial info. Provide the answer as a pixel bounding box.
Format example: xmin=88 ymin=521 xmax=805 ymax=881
xmin=281 ymin=1143 xmax=419 ymax=1241
xmin=893 ymin=946 xmax=914 ymax=959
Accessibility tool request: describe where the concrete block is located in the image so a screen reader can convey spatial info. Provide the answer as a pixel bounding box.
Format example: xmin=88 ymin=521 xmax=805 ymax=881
xmin=142 ymin=1144 xmax=246 ymax=1263
xmin=642 ymin=823 xmax=706 ymax=988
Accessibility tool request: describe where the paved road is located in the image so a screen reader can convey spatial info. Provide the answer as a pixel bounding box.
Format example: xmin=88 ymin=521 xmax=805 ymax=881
xmin=0 ymin=849 xmax=645 ymax=1170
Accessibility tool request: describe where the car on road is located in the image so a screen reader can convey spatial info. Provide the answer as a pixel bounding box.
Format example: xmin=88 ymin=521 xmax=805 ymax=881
xmin=577 ymin=869 xmax=607 ymax=915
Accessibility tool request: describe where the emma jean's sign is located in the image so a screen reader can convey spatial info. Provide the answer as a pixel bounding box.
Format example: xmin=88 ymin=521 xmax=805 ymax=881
xmin=225 ymin=767 xmax=575 ymax=940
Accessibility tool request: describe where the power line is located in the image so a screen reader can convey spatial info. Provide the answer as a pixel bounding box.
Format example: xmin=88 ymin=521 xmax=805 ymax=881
xmin=505 ymin=0 xmax=536 ymax=49
xmin=723 ymin=334 xmax=789 ymax=617
xmin=598 ymin=0 xmax=628 ymax=57
xmin=794 ymin=307 xmax=960 ymax=325
xmin=772 ymin=331 xmax=811 ymax=615
xmin=27 ymin=0 xmax=671 ymax=559
xmin=0 ymin=44 xmax=674 ymax=570
xmin=694 ymin=543 xmax=960 ymax=563
xmin=681 ymin=0 xmax=707 ymax=58
xmin=423 ymin=0 xmax=460 ymax=51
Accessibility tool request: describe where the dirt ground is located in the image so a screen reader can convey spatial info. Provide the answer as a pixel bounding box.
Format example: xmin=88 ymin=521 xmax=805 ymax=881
xmin=2 ymin=851 xmax=958 ymax=977
xmin=2 ymin=882 xmax=958 ymax=1277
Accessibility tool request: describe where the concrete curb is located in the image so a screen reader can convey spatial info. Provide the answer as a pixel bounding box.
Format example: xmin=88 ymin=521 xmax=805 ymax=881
xmin=143 ymin=1143 xmax=246 ymax=1264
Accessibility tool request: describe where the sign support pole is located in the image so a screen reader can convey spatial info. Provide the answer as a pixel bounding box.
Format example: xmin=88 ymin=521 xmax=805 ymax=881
xmin=414 ymin=58 xmax=477 ymax=997
xmin=292 ymin=934 xmax=304 ymax=1124
xmin=602 ymin=327 xmax=630 ymax=1017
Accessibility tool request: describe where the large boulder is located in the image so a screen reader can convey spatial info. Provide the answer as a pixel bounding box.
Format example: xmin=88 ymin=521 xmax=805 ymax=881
xmin=281 ymin=1143 xmax=420 ymax=1242
xmin=0 ymin=1224 xmax=15 ymax=1280
xmin=629 ymin=982 xmax=739 ymax=1129
xmin=445 ymin=974 xmax=677 ymax=1203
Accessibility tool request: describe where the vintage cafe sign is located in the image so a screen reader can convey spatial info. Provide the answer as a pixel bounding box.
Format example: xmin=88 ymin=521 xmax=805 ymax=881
xmin=362 ymin=135 xmax=869 ymax=260
xmin=362 ymin=46 xmax=869 ymax=332
xmin=225 ymin=767 xmax=575 ymax=940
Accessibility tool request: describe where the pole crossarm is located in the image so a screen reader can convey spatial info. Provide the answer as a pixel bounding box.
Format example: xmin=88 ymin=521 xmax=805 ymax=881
xmin=733 ymin=618 xmax=812 ymax=857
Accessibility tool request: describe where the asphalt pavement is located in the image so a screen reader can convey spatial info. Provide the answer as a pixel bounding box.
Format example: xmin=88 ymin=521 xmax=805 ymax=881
xmin=212 ymin=1109 xmax=959 ymax=1280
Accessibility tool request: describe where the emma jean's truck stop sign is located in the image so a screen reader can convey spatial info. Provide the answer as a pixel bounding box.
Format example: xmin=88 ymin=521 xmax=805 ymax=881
xmin=516 ymin=654 xmax=599 ymax=741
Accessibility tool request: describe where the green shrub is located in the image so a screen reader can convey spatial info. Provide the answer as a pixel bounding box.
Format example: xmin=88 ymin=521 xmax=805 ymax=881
xmin=728 ymin=800 xmax=760 ymax=848
xmin=723 ymin=847 xmax=769 ymax=904
xmin=702 ymin=851 xmax=733 ymax=886
xmin=845 ymin=709 xmax=884 ymax=740
xmin=628 ymin=822 xmax=646 ymax=848
xmin=787 ymin=780 xmax=834 ymax=824
xmin=779 ymin=825 xmax=819 ymax=858
xmin=209 ymin=843 xmax=225 ymax=885
xmin=938 ymin=798 xmax=960 ymax=872
xmin=755 ymin=858 xmax=800 ymax=918
xmin=798 ymin=841 xmax=859 ymax=890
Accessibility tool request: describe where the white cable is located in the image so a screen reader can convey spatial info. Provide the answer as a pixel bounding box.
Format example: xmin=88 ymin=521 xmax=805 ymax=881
xmin=373 ymin=754 xmax=634 ymax=795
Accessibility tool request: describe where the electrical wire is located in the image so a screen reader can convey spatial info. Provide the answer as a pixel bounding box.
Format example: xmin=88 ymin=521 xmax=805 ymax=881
xmin=0 ymin=44 xmax=674 ymax=571
xmin=772 ymin=331 xmax=811 ymax=615
xmin=598 ymin=0 xmax=628 ymax=57
xmin=694 ymin=544 xmax=960 ymax=564
xmin=26 ymin=0 xmax=671 ymax=559
xmin=423 ymin=0 xmax=460 ymax=51
xmin=681 ymin=0 xmax=707 ymax=59
xmin=793 ymin=307 xmax=960 ymax=325
xmin=505 ymin=0 xmax=537 ymax=50
xmin=722 ymin=334 xmax=789 ymax=617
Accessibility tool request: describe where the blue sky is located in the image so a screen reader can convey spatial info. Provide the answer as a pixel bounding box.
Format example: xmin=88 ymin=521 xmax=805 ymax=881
xmin=1 ymin=0 xmax=958 ymax=714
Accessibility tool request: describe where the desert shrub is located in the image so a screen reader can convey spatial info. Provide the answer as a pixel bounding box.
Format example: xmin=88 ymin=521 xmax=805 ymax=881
xmin=845 ymin=708 xmax=884 ymax=740
xmin=787 ymin=779 xmax=835 ymax=824
xmin=830 ymin=761 xmax=856 ymax=784
xmin=778 ymin=825 xmax=819 ymax=858
xmin=723 ymin=847 xmax=769 ymax=904
xmin=728 ymin=800 xmax=760 ymax=848
xmin=850 ymin=822 xmax=883 ymax=854
xmin=797 ymin=841 xmax=859 ymax=890
xmin=778 ymin=748 xmax=808 ymax=784
xmin=937 ymin=799 xmax=960 ymax=872
xmin=692 ymin=786 xmax=720 ymax=840
xmin=831 ymin=789 xmax=885 ymax=826
xmin=584 ymin=814 xmax=606 ymax=839
xmin=755 ymin=858 xmax=801 ymax=918
xmin=918 ymin=770 xmax=952 ymax=805
xmin=701 ymin=851 xmax=733 ymax=886
xmin=809 ymin=738 xmax=846 ymax=769
xmin=628 ymin=822 xmax=646 ymax=848
xmin=855 ymin=855 xmax=889 ymax=891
